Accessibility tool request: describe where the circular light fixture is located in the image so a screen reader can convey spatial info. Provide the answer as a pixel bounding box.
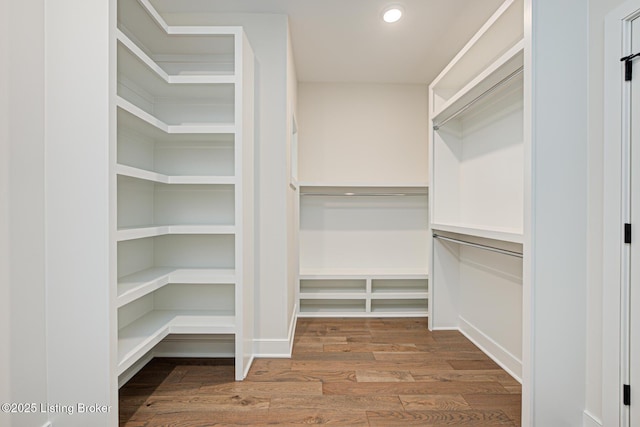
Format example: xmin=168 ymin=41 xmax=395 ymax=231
xmin=382 ymin=6 xmax=403 ymax=23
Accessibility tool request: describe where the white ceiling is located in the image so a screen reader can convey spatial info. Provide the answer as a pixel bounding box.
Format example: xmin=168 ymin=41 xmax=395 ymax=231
xmin=149 ymin=0 xmax=505 ymax=84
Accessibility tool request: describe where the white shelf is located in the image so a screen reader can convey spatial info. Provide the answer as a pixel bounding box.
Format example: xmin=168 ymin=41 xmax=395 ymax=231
xmin=299 ymin=182 xmax=428 ymax=195
xmin=117 ymin=310 xmax=235 ymax=375
xmin=114 ymin=0 xmax=255 ymax=386
xmin=117 ymin=97 xmax=236 ymax=134
xmin=370 ymin=299 xmax=428 ymax=314
xmin=117 ymin=42 xmax=234 ymax=127
xmin=300 ymin=268 xmax=428 ymax=279
xmin=432 ymin=40 xmax=524 ymax=123
xmin=429 ymin=0 xmax=524 ymax=114
xmin=118 ymin=267 xmax=236 ymax=308
xmin=117 ymin=30 xmax=237 ymax=84
xmin=370 ymin=292 xmax=429 ymax=300
xmin=299 ymin=293 xmax=368 ymax=300
xmin=118 ymin=0 xmax=237 ymax=76
xmin=117 ymin=225 xmax=235 ymax=241
xmin=117 ymin=107 xmax=235 ymax=178
xmin=116 ymin=164 xmax=235 ymax=185
xmin=431 ymin=223 xmax=523 ymax=244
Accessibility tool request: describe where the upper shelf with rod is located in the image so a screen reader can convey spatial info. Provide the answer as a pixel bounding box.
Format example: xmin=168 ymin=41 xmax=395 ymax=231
xmin=299 ymin=183 xmax=428 ymax=197
xmin=429 ymin=0 xmax=524 ymax=120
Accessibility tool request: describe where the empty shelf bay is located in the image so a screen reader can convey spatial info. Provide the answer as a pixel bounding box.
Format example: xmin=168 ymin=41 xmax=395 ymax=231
xmin=117 ymin=309 xmax=235 ymax=375
xmin=118 ymin=268 xmax=236 ymax=307
xmin=117 ymin=98 xmax=236 ymax=135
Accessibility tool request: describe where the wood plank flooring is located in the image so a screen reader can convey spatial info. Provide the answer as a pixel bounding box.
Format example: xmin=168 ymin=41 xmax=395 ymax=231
xmin=119 ymin=318 xmax=522 ymax=426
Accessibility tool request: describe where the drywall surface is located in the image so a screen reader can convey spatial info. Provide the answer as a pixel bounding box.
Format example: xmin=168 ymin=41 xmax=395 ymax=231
xmin=0 ymin=0 xmax=11 ymax=424
xmin=44 ymin=0 xmax=113 ymax=425
xmin=286 ymin=21 xmax=299 ymax=331
xmin=298 ymin=82 xmax=428 ymax=185
xmin=6 ymin=1 xmax=48 ymax=426
xmin=530 ymin=0 xmax=588 ymax=424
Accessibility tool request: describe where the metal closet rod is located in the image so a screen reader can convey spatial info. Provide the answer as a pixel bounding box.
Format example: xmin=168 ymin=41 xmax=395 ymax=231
xmin=433 ymin=233 xmax=523 ymax=258
xmin=433 ymin=66 xmax=524 ymax=131
xmin=300 ymin=192 xmax=427 ymax=197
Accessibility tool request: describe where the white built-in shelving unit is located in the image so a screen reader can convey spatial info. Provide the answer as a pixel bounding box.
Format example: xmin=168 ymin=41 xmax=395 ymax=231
xmin=112 ymin=0 xmax=255 ymax=384
xmin=298 ymin=184 xmax=429 ymax=317
xmin=428 ymin=0 xmax=525 ymax=380
xmin=430 ymin=0 xmax=524 ymax=244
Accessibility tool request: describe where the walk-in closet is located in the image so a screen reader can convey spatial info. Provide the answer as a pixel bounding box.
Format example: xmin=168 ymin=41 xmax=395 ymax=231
xmin=3 ymin=0 xmax=608 ymax=425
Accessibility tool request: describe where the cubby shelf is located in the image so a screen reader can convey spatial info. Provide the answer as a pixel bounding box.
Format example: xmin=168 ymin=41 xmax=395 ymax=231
xmin=117 ymin=310 xmax=235 ymax=375
xmin=117 ymin=267 xmax=236 ymax=308
xmin=298 ymin=270 xmax=429 ymax=318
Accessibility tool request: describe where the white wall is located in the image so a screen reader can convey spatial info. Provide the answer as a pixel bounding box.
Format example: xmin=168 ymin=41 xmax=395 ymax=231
xmin=0 ymin=0 xmax=11 ymax=424
xmin=45 ymin=0 xmax=114 ymax=425
xmin=6 ymin=1 xmax=49 ymax=426
xmin=165 ymin=12 xmax=296 ymax=355
xmin=298 ymin=83 xmax=428 ymax=185
xmin=586 ymin=0 xmax=628 ymax=425
xmin=529 ymin=0 xmax=589 ymax=425
xmin=286 ymin=21 xmax=299 ymax=335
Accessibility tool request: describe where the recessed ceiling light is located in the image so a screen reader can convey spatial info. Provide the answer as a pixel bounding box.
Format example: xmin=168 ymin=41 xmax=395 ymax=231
xmin=382 ymin=6 xmax=403 ymax=23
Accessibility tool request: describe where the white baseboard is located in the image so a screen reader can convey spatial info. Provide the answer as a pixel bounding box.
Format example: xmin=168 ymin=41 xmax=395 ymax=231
xmin=242 ymin=354 xmax=255 ymax=379
xmin=458 ymin=316 xmax=522 ymax=383
xmin=583 ymin=410 xmax=603 ymax=427
xmin=254 ymin=306 xmax=298 ymax=358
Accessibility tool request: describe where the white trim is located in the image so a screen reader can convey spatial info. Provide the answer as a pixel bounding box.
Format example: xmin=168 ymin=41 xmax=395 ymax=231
xmin=458 ymin=316 xmax=522 ymax=383
xmin=242 ymin=354 xmax=255 ymax=379
xmin=42 ymin=422 xmax=52 ymax=427
xmin=288 ymin=306 xmax=298 ymax=355
xmin=521 ymin=1 xmax=532 ymax=425
xmin=583 ymin=410 xmax=603 ymax=427
xmin=253 ymin=308 xmax=298 ymax=357
xmin=137 ymin=0 xmax=169 ymax=32
xmin=430 ymin=326 xmax=459 ymax=331
xmin=603 ymin=2 xmax=640 ymax=426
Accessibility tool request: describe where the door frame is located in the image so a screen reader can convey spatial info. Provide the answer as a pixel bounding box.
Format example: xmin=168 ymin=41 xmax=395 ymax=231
xmin=604 ymin=2 xmax=640 ymax=426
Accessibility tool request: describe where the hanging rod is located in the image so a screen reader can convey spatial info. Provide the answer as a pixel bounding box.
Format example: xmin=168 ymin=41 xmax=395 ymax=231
xmin=300 ymin=192 xmax=426 ymax=197
xmin=433 ymin=233 xmax=523 ymax=258
xmin=433 ymin=66 xmax=524 ymax=131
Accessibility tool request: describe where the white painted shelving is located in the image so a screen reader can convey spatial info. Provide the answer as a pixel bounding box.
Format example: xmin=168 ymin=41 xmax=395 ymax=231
xmin=429 ymin=0 xmax=524 ymax=240
xmin=113 ymin=0 xmax=255 ymax=385
xmin=298 ymin=184 xmax=429 ymax=317
xmin=428 ymin=0 xmax=525 ymax=381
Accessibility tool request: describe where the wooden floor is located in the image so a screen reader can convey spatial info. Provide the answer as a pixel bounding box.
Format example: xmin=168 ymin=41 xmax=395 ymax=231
xmin=120 ymin=318 xmax=521 ymax=426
